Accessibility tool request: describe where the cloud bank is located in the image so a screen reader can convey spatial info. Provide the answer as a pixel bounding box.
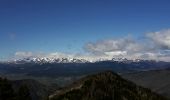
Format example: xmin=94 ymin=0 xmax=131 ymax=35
xmin=13 ymin=28 xmax=170 ymax=62
xmin=146 ymin=29 xmax=170 ymax=49
xmin=84 ymin=29 xmax=170 ymax=61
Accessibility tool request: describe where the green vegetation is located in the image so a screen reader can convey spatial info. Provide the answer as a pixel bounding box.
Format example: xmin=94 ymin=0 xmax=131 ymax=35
xmin=0 ymin=77 xmax=31 ymax=100
xmin=51 ymin=71 xmax=168 ymax=100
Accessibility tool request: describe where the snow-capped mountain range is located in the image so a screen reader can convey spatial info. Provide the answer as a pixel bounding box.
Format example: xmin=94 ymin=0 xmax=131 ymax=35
xmin=10 ymin=57 xmax=90 ymax=64
xmin=0 ymin=57 xmax=169 ymax=78
xmin=2 ymin=57 xmax=156 ymax=64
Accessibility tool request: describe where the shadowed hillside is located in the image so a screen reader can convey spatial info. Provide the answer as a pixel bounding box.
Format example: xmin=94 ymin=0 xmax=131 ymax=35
xmin=123 ymin=68 xmax=170 ymax=98
xmin=0 ymin=77 xmax=54 ymax=100
xmin=0 ymin=77 xmax=31 ymax=100
xmin=50 ymin=71 xmax=168 ymax=100
xmin=12 ymin=79 xmax=50 ymax=100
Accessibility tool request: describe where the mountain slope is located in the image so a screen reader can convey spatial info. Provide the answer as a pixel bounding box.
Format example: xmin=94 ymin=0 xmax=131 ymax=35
xmin=0 ymin=77 xmax=54 ymax=100
xmin=12 ymin=79 xmax=50 ymax=100
xmin=122 ymin=68 xmax=170 ymax=98
xmin=0 ymin=77 xmax=32 ymax=100
xmin=50 ymin=71 xmax=168 ymax=100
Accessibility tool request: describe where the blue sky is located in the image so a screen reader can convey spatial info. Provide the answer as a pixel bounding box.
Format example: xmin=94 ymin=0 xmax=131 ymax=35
xmin=1 ymin=0 xmax=170 ymax=60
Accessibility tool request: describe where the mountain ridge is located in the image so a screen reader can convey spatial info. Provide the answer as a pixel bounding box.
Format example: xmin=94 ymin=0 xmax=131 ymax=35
xmin=50 ymin=71 xmax=168 ymax=100
xmin=1 ymin=57 xmax=166 ymax=64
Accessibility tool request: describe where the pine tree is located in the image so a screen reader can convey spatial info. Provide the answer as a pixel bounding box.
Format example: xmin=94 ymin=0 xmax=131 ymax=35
xmin=0 ymin=78 xmax=15 ymax=100
xmin=17 ymin=85 xmax=32 ymax=100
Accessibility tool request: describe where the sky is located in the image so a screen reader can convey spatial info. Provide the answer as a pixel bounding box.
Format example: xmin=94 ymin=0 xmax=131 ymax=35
xmin=0 ymin=0 xmax=170 ymax=61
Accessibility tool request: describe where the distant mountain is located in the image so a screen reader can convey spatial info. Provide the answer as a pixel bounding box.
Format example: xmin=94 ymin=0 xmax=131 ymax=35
xmin=50 ymin=71 xmax=168 ymax=100
xmin=2 ymin=57 xmax=165 ymax=64
xmin=0 ymin=58 xmax=170 ymax=77
xmin=122 ymin=68 xmax=170 ymax=99
xmin=7 ymin=57 xmax=90 ymax=64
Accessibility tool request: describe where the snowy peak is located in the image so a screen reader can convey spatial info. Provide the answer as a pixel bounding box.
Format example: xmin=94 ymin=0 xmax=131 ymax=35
xmin=2 ymin=57 xmax=158 ymax=64
xmin=11 ymin=57 xmax=90 ymax=64
xmin=111 ymin=58 xmax=155 ymax=63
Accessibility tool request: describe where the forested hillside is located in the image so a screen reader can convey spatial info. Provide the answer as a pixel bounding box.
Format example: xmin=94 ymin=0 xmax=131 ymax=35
xmin=50 ymin=71 xmax=168 ymax=100
xmin=0 ymin=77 xmax=31 ymax=100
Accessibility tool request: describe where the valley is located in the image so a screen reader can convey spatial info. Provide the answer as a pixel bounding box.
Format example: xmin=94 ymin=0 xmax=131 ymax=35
xmin=1 ymin=59 xmax=170 ymax=99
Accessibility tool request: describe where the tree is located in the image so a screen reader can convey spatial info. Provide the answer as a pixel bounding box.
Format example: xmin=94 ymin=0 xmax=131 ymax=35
xmin=17 ymin=85 xmax=32 ymax=100
xmin=0 ymin=78 xmax=15 ymax=100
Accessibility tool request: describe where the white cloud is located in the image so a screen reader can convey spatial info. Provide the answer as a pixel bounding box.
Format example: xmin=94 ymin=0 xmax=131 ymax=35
xmin=85 ymin=37 xmax=146 ymax=53
xmin=84 ymin=29 xmax=170 ymax=61
xmin=84 ymin=37 xmax=147 ymax=60
xmin=47 ymin=52 xmax=75 ymax=58
xmin=146 ymin=29 xmax=170 ymax=49
xmin=104 ymin=51 xmax=127 ymax=56
xmin=15 ymin=52 xmax=33 ymax=58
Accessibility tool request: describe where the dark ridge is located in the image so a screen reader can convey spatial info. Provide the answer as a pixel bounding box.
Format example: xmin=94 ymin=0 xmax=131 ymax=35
xmin=50 ymin=71 xmax=169 ymax=100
